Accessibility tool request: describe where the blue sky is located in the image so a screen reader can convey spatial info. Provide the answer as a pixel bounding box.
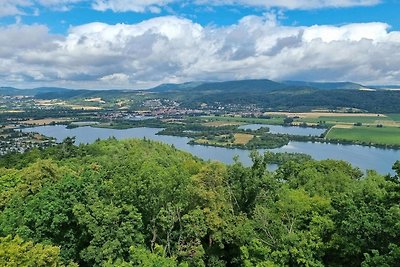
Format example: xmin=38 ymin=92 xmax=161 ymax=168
xmin=0 ymin=0 xmax=399 ymax=88
xmin=1 ymin=0 xmax=399 ymax=33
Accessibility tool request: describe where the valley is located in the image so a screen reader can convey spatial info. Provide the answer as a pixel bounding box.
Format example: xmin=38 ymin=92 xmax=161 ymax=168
xmin=1 ymin=78 xmax=399 ymax=174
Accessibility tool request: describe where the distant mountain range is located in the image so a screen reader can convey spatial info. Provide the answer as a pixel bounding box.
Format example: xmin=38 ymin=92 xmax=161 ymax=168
xmin=0 ymin=79 xmax=393 ymax=98
xmin=1 ymin=79 xmax=400 ymax=113
xmin=149 ymin=79 xmax=369 ymax=93
xmin=281 ymin=81 xmax=366 ymax=90
xmin=0 ymin=87 xmax=76 ymax=97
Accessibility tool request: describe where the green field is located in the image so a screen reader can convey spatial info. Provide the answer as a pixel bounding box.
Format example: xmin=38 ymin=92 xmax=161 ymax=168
xmin=386 ymin=114 xmax=400 ymax=122
xmin=318 ymin=116 xmax=389 ymax=124
xmin=299 ymin=116 xmax=390 ymax=124
xmin=200 ymin=115 xmax=285 ymax=125
xmin=326 ymin=126 xmax=400 ymax=145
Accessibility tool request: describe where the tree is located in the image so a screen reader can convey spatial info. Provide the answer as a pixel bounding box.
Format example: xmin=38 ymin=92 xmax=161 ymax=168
xmin=283 ymin=117 xmax=294 ymax=125
xmin=73 ymin=201 xmax=144 ymax=266
xmin=0 ymin=235 xmax=64 ymax=267
xmin=393 ymin=161 xmax=400 ymax=178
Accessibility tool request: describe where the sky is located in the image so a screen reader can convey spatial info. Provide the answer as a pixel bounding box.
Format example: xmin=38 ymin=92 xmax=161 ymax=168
xmin=0 ymin=0 xmax=399 ymax=89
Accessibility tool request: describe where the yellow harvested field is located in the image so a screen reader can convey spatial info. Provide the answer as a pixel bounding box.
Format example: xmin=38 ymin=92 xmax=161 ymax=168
xmin=291 ymin=122 xmax=318 ymax=126
xmin=195 ymin=139 xmax=209 ymax=144
xmin=36 ymin=100 xmax=66 ymax=106
xmin=265 ymin=112 xmax=386 ymax=118
xmin=233 ymin=133 xmax=254 ymax=145
xmin=37 ymin=100 xmax=103 ymax=110
xmin=2 ymin=125 xmax=16 ymax=129
xmin=85 ymin=98 xmax=105 ymax=103
xmin=21 ymin=118 xmax=71 ymax=125
xmin=203 ymin=121 xmax=242 ymax=127
xmin=0 ymin=110 xmax=23 ymax=113
xmin=67 ymin=105 xmax=103 ymax=110
xmin=333 ymin=124 xmax=354 ymax=129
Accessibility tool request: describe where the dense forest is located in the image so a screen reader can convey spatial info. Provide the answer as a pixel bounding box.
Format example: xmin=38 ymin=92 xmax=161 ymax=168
xmin=1 ymin=138 xmax=400 ymax=266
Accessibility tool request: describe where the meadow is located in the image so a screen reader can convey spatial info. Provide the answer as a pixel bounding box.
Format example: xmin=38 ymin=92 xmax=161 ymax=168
xmin=200 ymin=115 xmax=286 ymax=125
xmin=326 ymin=125 xmax=400 ymax=145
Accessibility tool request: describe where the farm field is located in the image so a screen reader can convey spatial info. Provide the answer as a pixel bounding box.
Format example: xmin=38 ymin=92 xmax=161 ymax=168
xmin=202 ymin=121 xmax=242 ymax=127
xmin=301 ymin=115 xmax=391 ymax=124
xmin=233 ymin=133 xmax=254 ymax=145
xmin=197 ymin=113 xmax=400 ymax=147
xmin=265 ymin=112 xmax=386 ymax=118
xmin=200 ymin=115 xmax=285 ymax=125
xmin=21 ymin=118 xmax=71 ymax=126
xmin=283 ymin=113 xmax=400 ymax=127
xmin=386 ymin=114 xmax=400 ymax=122
xmin=326 ymin=126 xmax=400 ymax=146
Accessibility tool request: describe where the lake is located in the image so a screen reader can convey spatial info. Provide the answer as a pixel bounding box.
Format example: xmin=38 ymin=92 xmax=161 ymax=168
xmin=239 ymin=124 xmax=326 ymax=136
xmin=22 ymin=125 xmax=400 ymax=175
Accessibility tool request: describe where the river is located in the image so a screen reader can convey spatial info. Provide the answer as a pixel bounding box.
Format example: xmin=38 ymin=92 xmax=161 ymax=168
xmin=22 ymin=125 xmax=400 ymax=175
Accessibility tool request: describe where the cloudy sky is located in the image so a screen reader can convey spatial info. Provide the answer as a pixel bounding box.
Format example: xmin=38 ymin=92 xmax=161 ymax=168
xmin=0 ymin=0 xmax=399 ymax=89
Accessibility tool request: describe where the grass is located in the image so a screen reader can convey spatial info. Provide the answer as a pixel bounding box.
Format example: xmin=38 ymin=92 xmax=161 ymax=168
xmin=202 ymin=121 xmax=242 ymax=127
xmin=21 ymin=118 xmax=71 ymax=125
xmin=200 ymin=116 xmax=285 ymax=125
xmin=299 ymin=116 xmax=388 ymax=124
xmin=386 ymin=114 xmax=400 ymax=122
xmin=326 ymin=126 xmax=400 ymax=146
xmin=297 ymin=115 xmax=400 ymax=127
xmin=318 ymin=116 xmax=389 ymax=124
xmin=233 ymin=133 xmax=254 ymax=145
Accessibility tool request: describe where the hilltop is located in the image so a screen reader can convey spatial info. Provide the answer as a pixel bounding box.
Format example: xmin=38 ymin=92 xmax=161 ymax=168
xmin=0 ymin=138 xmax=399 ymax=266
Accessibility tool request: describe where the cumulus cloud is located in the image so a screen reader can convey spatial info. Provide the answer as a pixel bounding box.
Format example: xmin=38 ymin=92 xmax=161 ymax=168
xmin=1 ymin=15 xmax=400 ymax=88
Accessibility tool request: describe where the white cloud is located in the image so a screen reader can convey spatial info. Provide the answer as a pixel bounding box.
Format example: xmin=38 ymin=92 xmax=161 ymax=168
xmin=0 ymin=0 xmax=31 ymax=17
xmin=92 ymin=0 xmax=176 ymax=13
xmin=36 ymin=0 xmax=84 ymax=11
xmin=100 ymin=73 xmax=130 ymax=84
xmin=1 ymin=15 xmax=400 ymax=88
xmin=302 ymin=23 xmax=389 ymax=42
xmin=0 ymin=0 xmax=382 ymax=17
xmin=0 ymin=0 xmax=85 ymax=17
xmin=195 ymin=0 xmax=381 ymax=9
xmin=90 ymin=0 xmax=382 ymax=13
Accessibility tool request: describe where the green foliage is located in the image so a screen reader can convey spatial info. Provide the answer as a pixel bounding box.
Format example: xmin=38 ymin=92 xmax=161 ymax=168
xmin=0 ymin=159 xmax=71 ymax=210
xmin=0 ymin=235 xmax=63 ymax=267
xmin=0 ymin=138 xmax=399 ymax=266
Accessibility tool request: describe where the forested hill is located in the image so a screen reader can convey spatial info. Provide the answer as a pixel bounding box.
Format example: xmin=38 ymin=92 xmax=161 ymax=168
xmin=282 ymin=81 xmax=366 ymax=90
xmin=1 ymin=138 xmax=400 ymax=266
xmin=157 ymin=79 xmax=286 ymax=93
xmin=2 ymin=80 xmax=400 ymax=112
xmin=153 ymin=79 xmax=400 ymax=113
xmin=173 ymin=88 xmax=400 ymax=113
xmin=149 ymin=79 xmax=366 ymax=93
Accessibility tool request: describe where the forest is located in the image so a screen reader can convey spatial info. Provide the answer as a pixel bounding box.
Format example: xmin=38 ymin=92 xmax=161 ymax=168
xmin=1 ymin=137 xmax=400 ymax=266
xmin=170 ymin=88 xmax=400 ymax=113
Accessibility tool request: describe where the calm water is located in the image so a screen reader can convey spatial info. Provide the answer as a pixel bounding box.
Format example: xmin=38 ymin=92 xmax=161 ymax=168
xmin=22 ymin=125 xmax=400 ymax=175
xmin=239 ymin=124 xmax=326 ymax=136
